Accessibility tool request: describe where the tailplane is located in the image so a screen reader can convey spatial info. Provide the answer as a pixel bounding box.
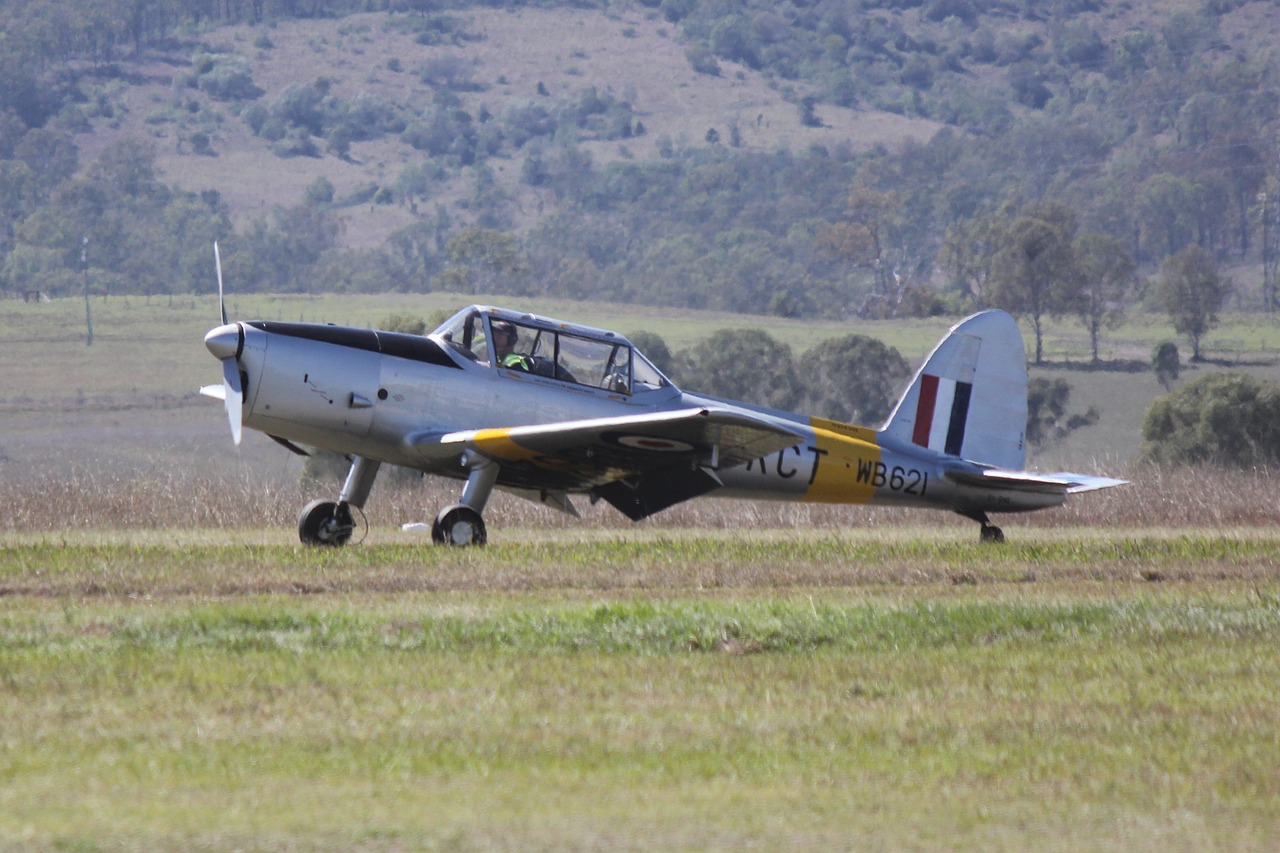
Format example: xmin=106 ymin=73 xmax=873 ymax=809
xmin=881 ymin=310 xmax=1027 ymax=470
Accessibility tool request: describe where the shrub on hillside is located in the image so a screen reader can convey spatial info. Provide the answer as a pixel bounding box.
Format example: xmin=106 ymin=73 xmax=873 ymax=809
xmin=193 ymin=57 xmax=262 ymax=101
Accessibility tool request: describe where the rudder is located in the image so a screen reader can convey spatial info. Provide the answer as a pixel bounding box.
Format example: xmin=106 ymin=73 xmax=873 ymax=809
xmin=881 ymin=310 xmax=1027 ymax=470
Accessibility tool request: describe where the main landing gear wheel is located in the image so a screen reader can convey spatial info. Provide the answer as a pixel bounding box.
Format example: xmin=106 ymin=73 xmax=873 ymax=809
xmin=980 ymin=523 xmax=1005 ymax=544
xmin=432 ymin=504 xmax=487 ymax=547
xmin=298 ymin=499 xmax=355 ymax=547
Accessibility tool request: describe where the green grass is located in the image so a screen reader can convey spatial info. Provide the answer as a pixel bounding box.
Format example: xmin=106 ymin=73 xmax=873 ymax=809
xmin=1 ymin=535 xmax=1278 ymax=851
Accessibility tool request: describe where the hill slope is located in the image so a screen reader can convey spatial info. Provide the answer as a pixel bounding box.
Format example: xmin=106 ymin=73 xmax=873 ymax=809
xmin=82 ymin=7 xmax=939 ymax=249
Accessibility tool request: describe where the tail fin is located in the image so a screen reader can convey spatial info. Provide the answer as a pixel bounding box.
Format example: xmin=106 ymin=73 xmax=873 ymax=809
xmin=881 ymin=310 xmax=1027 ymax=470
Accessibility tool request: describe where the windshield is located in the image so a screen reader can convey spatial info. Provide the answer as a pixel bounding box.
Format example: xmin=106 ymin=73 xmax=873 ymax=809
xmin=433 ymin=308 xmax=672 ymax=393
xmin=631 ymin=349 xmax=668 ymax=391
xmin=432 ymin=308 xmax=486 ymax=362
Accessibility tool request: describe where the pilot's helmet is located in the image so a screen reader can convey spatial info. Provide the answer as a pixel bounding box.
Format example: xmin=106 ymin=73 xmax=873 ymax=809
xmin=491 ymin=320 xmax=517 ymax=342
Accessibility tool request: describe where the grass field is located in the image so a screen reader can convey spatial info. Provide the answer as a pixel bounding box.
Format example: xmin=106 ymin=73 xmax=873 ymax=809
xmin=2 ymin=523 xmax=1279 ymax=852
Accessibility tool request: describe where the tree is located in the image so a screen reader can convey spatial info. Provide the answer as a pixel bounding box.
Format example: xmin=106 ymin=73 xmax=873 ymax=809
xmin=1025 ymin=377 xmax=1098 ymax=447
xmin=13 ymin=128 xmax=78 ymax=195
xmin=1073 ymin=233 xmax=1134 ymax=363
xmin=1136 ymin=173 xmax=1198 ymax=261
xmin=1156 ymin=245 xmax=1230 ymax=362
xmin=815 ymin=186 xmax=906 ymax=317
xmin=674 ymin=329 xmax=800 ymax=410
xmin=439 ymin=228 xmax=525 ymax=295
xmin=1151 ymin=342 xmax=1180 ymax=391
xmin=800 ymin=334 xmax=910 ymax=425
xmin=1141 ymin=373 xmax=1280 ymax=468
xmin=988 ymin=206 xmax=1078 ymax=365
xmin=625 ymin=330 xmax=674 ymax=376
xmin=1264 ymin=175 xmax=1280 ymax=313
xmin=939 ymin=213 xmax=1002 ymax=308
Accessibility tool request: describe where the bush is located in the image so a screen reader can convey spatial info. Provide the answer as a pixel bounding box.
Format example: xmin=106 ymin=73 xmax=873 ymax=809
xmin=685 ymin=44 xmax=721 ymax=76
xmin=272 ymin=83 xmax=324 ymax=135
xmin=190 ymin=131 xmax=213 ymax=156
xmin=1141 ymin=373 xmax=1280 ymax=468
xmin=625 ymin=330 xmax=674 ymax=375
xmin=1152 ymin=342 xmax=1180 ymax=390
xmin=195 ymin=60 xmax=263 ymax=101
xmin=241 ymin=103 xmax=269 ymax=134
xmin=801 ymin=335 xmax=910 ymax=425
xmin=305 ymin=176 xmax=334 ymax=206
xmin=271 ymin=128 xmax=319 ymax=158
xmin=673 ymin=329 xmax=800 ymax=410
xmin=378 ymin=312 xmax=428 ymax=335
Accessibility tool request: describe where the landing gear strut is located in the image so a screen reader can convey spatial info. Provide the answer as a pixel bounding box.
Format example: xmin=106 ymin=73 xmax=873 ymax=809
xmin=432 ymin=453 xmax=498 ymax=547
xmin=298 ymin=455 xmax=380 ymax=547
xmin=962 ymin=510 xmax=1005 ymax=544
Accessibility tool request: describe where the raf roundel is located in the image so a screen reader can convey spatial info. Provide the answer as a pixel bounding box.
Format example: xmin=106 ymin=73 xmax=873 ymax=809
xmin=610 ymin=434 xmax=695 ymax=452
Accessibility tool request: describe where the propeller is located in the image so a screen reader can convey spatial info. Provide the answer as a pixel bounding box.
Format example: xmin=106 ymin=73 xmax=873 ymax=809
xmin=220 ymin=352 xmax=243 ymax=446
xmin=200 ymin=240 xmax=243 ymax=445
xmin=215 ymin=240 xmax=228 ymax=326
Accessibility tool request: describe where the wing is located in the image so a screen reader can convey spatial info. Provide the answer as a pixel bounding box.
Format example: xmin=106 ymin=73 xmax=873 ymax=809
xmin=406 ymin=407 xmax=803 ymax=520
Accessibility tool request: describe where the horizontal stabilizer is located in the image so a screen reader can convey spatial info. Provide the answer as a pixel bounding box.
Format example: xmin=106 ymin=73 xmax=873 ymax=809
xmin=946 ymin=468 xmax=1127 ymax=495
xmin=1044 ymin=472 xmax=1129 ymax=494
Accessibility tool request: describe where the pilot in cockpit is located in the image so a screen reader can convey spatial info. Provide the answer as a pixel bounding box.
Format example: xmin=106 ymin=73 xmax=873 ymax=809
xmin=491 ymin=320 xmax=532 ymax=371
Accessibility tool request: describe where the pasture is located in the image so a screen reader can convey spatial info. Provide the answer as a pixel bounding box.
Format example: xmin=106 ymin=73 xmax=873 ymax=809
xmin=3 ymin=472 xmax=1280 ymax=851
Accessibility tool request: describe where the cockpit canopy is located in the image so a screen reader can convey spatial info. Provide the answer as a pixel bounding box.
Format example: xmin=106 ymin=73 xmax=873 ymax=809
xmin=431 ymin=306 xmax=673 ymax=395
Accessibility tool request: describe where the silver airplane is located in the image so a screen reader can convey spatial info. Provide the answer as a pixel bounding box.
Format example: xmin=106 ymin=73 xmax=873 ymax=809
xmin=201 ymin=266 xmax=1123 ymax=546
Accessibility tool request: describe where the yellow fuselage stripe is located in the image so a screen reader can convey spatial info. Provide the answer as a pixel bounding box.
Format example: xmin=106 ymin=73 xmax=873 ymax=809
xmin=804 ymin=416 xmax=882 ymax=504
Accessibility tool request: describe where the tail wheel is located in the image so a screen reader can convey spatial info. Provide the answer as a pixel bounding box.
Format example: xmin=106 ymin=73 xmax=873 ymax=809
xmin=298 ymin=499 xmax=354 ymax=547
xmin=432 ymin=504 xmax=487 ymax=547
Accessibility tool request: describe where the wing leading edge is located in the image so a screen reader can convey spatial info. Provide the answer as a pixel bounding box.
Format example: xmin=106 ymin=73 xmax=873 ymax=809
xmin=407 ymin=408 xmax=803 ymax=519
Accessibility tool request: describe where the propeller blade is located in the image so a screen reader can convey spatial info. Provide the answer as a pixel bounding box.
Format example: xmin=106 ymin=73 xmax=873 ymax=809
xmin=222 ymin=357 xmax=242 ymax=446
xmin=215 ymin=241 xmax=227 ymax=326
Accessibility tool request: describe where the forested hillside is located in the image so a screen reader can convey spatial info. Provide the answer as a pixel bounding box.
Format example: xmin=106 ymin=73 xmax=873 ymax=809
xmin=2 ymin=0 xmax=1279 ymax=328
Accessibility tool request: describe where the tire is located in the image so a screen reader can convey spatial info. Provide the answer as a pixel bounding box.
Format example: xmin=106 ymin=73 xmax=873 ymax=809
xmin=431 ymin=504 xmax=487 ymax=547
xmin=298 ymin=499 xmax=354 ymax=547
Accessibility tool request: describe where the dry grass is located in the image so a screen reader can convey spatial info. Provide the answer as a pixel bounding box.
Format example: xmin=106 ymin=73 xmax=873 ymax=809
xmin=4 ymin=463 xmax=1277 ymax=536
